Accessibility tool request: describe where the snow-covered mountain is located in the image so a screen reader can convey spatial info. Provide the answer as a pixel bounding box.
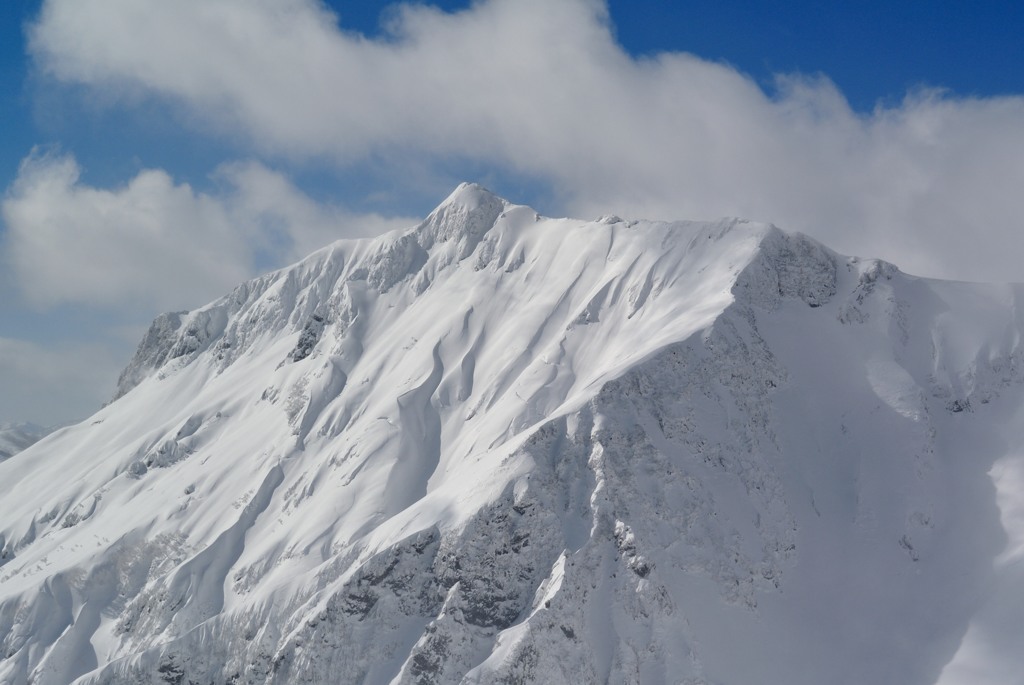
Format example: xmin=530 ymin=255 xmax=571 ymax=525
xmin=2 ymin=184 xmax=1023 ymax=685
xmin=0 ymin=422 xmax=50 ymax=461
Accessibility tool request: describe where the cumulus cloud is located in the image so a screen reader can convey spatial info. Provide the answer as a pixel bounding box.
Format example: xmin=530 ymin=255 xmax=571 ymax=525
xmin=1 ymin=150 xmax=414 ymax=311
xmin=27 ymin=0 xmax=1024 ymax=281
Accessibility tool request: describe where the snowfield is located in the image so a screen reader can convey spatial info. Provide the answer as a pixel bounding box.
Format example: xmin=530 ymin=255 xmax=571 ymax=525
xmin=1 ymin=184 xmax=1023 ymax=684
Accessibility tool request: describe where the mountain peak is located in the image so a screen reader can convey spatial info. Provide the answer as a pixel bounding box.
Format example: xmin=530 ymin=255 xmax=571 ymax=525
xmin=417 ymin=182 xmax=509 ymax=256
xmin=436 ymin=182 xmax=505 ymax=212
xmin=4 ymin=188 xmax=1024 ymax=684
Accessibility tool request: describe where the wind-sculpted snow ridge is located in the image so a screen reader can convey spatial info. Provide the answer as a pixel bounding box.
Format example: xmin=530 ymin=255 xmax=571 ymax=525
xmin=2 ymin=183 xmax=1024 ymax=684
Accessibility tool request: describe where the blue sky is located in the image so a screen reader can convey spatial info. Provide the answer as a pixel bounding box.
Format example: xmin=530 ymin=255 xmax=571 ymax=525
xmin=2 ymin=0 xmax=1024 ymax=426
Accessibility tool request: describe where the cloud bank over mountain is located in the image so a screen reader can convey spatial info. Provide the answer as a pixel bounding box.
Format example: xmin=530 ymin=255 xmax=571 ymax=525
xmin=25 ymin=0 xmax=1024 ymax=283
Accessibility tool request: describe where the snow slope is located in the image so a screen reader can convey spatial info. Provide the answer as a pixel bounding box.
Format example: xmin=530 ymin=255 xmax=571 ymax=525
xmin=1 ymin=184 xmax=1023 ymax=684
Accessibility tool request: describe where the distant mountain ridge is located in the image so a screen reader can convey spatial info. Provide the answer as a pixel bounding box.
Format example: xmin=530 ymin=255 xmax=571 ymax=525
xmin=0 ymin=184 xmax=1022 ymax=684
xmin=0 ymin=422 xmax=51 ymax=461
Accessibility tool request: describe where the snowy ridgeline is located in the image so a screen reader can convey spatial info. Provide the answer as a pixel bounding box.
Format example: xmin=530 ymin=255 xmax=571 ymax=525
xmin=1 ymin=184 xmax=1024 ymax=684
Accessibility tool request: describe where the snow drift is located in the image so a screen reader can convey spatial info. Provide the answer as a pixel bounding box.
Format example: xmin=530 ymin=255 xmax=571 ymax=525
xmin=1 ymin=184 xmax=1023 ymax=684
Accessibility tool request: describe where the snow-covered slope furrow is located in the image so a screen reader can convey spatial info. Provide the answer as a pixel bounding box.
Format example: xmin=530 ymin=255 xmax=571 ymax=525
xmin=1 ymin=184 xmax=1023 ymax=684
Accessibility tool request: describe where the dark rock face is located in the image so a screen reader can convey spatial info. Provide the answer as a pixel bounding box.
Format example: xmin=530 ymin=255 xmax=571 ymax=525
xmin=289 ymin=315 xmax=326 ymax=362
xmin=113 ymin=311 xmax=187 ymax=399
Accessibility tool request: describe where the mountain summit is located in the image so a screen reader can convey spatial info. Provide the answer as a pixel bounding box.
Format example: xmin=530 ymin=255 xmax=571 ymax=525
xmin=1 ymin=185 xmax=1022 ymax=684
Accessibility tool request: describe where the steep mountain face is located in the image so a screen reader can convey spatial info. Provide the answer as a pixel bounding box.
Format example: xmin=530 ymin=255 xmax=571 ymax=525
xmin=1 ymin=184 xmax=1023 ymax=684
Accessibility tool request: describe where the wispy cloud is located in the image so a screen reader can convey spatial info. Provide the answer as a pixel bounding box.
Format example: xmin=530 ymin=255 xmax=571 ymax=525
xmin=27 ymin=0 xmax=1024 ymax=282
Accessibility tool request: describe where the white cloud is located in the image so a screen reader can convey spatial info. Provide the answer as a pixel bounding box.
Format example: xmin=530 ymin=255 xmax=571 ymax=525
xmin=0 ymin=336 xmax=124 ymax=426
xmin=212 ymin=161 xmax=410 ymax=264
xmin=27 ymin=0 xmax=1024 ymax=282
xmin=1 ymin=151 xmax=414 ymax=311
